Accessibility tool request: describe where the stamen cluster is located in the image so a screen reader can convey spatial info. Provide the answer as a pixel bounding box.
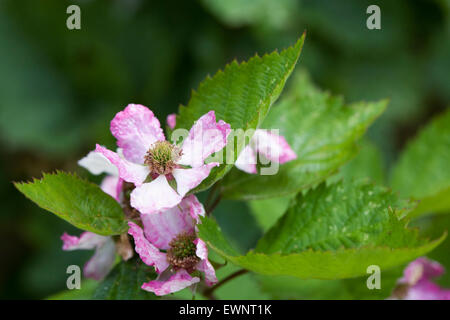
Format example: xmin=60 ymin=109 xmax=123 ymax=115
xmin=166 ymin=232 xmax=200 ymax=273
xmin=144 ymin=141 xmax=182 ymax=175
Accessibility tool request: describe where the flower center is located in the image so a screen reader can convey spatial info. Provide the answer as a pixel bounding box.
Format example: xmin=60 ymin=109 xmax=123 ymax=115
xmin=166 ymin=232 xmax=200 ymax=273
xmin=144 ymin=141 xmax=181 ymax=175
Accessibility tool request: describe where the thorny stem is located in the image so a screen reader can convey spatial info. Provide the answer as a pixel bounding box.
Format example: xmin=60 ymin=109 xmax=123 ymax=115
xmin=203 ymin=269 xmax=248 ymax=300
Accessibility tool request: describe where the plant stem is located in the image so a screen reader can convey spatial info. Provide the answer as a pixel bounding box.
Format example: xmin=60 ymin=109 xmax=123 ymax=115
xmin=205 ymin=182 xmax=222 ymax=216
xmin=203 ymin=269 xmax=248 ymax=299
xmin=206 ymin=194 xmax=221 ymax=216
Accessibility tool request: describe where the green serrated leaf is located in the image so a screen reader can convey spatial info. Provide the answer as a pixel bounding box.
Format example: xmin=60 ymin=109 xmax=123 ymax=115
xmin=391 ymin=108 xmax=450 ymax=217
xmin=198 ymin=181 xmax=445 ymax=280
xmin=221 ymin=71 xmax=387 ymax=200
xmin=174 ymin=35 xmax=305 ymax=193
xmin=255 ymin=181 xmax=416 ymax=253
xmin=14 ymin=171 xmax=128 ymax=236
xmin=92 ymin=258 xmax=157 ymax=300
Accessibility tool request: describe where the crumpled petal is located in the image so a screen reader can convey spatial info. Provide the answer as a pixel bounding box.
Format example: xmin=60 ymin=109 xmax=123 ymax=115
xmin=127 ymin=222 xmax=169 ymax=274
xmin=61 ymin=232 xmax=109 ymax=250
xmin=141 ymin=269 xmax=200 ymax=296
xmin=95 ymin=144 xmax=149 ymax=186
xmin=167 ymin=113 xmax=176 ymax=130
xmin=172 ymin=163 xmax=219 ymax=197
xmin=130 ymin=175 xmax=183 ymax=215
xmin=111 ymin=104 xmax=165 ymax=164
xmin=178 ymin=111 xmax=231 ymax=168
xmin=78 ymin=151 xmax=119 ymax=176
xmin=100 ymin=175 xmax=122 ymax=202
xmin=83 ymin=237 xmax=116 ymax=281
xmin=183 ymin=194 xmax=205 ymax=222
xmin=253 ymin=129 xmax=297 ymax=164
xmin=194 ymin=238 xmax=218 ymax=286
xmin=235 ymin=144 xmax=257 ymax=174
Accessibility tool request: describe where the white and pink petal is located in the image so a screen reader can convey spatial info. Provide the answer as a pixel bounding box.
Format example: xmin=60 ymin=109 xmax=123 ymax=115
xmin=95 ymin=144 xmax=149 ymax=186
xmin=182 ymin=194 xmax=205 ymax=222
xmin=179 ymin=111 xmax=231 ymax=168
xmin=61 ymin=232 xmax=108 ymax=251
xmin=110 ymin=104 xmax=165 ymax=164
xmin=167 ymin=113 xmax=176 ymax=130
xmin=130 ymin=175 xmax=182 ymax=215
xmin=253 ymin=130 xmax=296 ymax=164
xmin=83 ymin=237 xmax=116 ymax=281
xmin=172 ymin=163 xmax=219 ymax=198
xmin=235 ymin=144 xmax=257 ymax=174
xmin=127 ymin=222 xmax=169 ymax=274
xmin=78 ymin=151 xmax=119 ymax=176
xmin=194 ymin=239 xmax=217 ymax=286
xmin=141 ymin=269 xmax=200 ymax=296
xmin=141 ymin=197 xmax=197 ymax=250
xmin=100 ymin=175 xmax=122 ymax=202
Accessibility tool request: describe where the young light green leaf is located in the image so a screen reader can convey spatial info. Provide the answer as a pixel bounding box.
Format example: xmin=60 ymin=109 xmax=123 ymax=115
xmin=329 ymin=139 xmax=385 ymax=185
xmin=14 ymin=171 xmax=128 ymax=236
xmin=221 ymin=71 xmax=387 ymax=200
xmin=93 ymin=258 xmax=157 ymax=300
xmin=391 ymin=109 xmax=450 ymax=217
xmin=174 ymin=35 xmax=305 ymax=193
xmin=198 ymin=181 xmax=445 ymax=280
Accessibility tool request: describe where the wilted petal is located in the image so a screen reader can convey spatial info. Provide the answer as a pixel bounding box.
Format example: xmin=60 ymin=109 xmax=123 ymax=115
xmin=100 ymin=175 xmax=122 ymax=202
xmin=141 ymin=197 xmax=197 ymax=250
xmin=167 ymin=113 xmax=176 ymax=129
xmin=83 ymin=237 xmax=116 ymax=281
xmin=194 ymin=239 xmax=217 ymax=286
xmin=141 ymin=269 xmax=200 ymax=296
xmin=235 ymin=144 xmax=257 ymax=174
xmin=111 ymin=104 xmax=165 ymax=163
xmin=130 ymin=175 xmax=183 ymax=215
xmin=95 ymin=144 xmax=149 ymax=186
xmin=179 ymin=111 xmax=231 ymax=167
xmin=127 ymin=222 xmax=169 ymax=274
xmin=78 ymin=151 xmax=119 ymax=176
xmin=172 ymin=163 xmax=219 ymax=197
xmin=61 ymin=232 xmax=108 ymax=250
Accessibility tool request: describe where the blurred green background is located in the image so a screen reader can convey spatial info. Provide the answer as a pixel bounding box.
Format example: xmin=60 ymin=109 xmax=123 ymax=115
xmin=1 ymin=0 xmax=449 ymax=299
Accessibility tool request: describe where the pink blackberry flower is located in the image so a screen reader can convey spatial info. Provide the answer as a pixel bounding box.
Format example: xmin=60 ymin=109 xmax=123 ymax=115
xmin=235 ymin=129 xmax=296 ymax=174
xmin=391 ymin=257 xmax=450 ymax=300
xmin=127 ymin=195 xmax=217 ymax=296
xmin=95 ymin=104 xmax=230 ymax=215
